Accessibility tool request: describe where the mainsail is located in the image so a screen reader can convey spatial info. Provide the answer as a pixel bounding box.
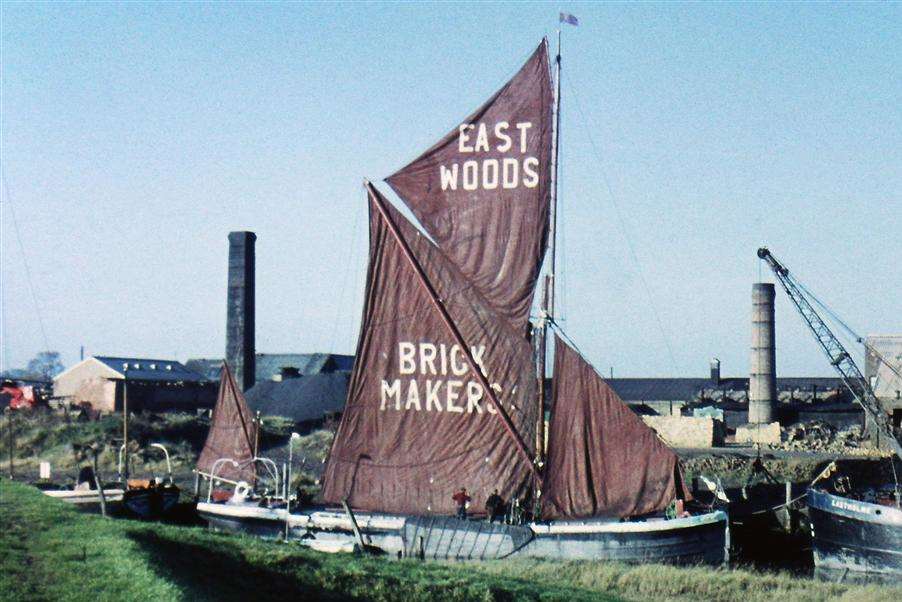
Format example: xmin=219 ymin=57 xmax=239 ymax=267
xmin=542 ymin=335 xmax=690 ymax=519
xmin=197 ymin=363 xmax=257 ymax=484
xmin=321 ymin=185 xmax=538 ymax=516
xmin=385 ymin=40 xmax=554 ymax=330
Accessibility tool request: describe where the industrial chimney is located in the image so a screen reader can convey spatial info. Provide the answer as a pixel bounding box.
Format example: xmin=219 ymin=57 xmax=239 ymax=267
xmin=749 ymin=283 xmax=777 ymax=424
xmin=226 ymin=231 xmax=256 ymax=392
xmin=710 ymin=358 xmax=721 ymax=385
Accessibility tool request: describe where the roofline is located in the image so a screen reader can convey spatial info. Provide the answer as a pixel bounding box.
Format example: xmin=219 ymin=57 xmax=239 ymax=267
xmin=53 ymin=357 xmax=124 ymax=382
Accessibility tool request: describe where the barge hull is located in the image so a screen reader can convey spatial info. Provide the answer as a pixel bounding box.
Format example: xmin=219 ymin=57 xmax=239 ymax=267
xmin=807 ymin=489 xmax=901 ymax=578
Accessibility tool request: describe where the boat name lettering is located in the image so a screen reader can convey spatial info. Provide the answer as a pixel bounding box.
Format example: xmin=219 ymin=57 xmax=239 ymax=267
xmin=830 ymin=499 xmax=869 ymax=514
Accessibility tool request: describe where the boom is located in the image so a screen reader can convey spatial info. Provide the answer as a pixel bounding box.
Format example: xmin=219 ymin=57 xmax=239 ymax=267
xmin=757 ymin=247 xmax=901 ymax=459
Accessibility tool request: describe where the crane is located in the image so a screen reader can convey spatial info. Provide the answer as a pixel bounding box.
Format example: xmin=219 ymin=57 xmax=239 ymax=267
xmin=757 ymin=247 xmax=901 ymax=459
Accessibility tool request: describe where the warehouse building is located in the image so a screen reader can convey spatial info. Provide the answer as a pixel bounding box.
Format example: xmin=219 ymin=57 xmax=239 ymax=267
xmin=53 ymin=356 xmax=215 ymax=413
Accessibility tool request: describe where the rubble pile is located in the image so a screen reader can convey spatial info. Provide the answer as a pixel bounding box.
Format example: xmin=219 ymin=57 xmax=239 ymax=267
xmin=775 ymin=420 xmax=874 ymax=455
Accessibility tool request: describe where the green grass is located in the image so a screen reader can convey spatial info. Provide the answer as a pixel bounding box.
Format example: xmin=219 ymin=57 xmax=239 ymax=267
xmin=0 ymin=479 xmax=619 ymax=601
xmin=2 ymin=480 xmax=900 ymax=602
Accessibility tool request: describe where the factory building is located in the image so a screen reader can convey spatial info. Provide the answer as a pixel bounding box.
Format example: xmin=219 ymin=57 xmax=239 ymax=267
xmin=185 ymin=353 xmax=353 ymax=383
xmin=53 ymin=356 xmax=215 ymax=413
xmin=865 ymin=334 xmax=902 ymax=428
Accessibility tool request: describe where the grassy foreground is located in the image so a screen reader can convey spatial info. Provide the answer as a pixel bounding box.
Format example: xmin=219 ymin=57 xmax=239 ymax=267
xmin=2 ymin=480 xmax=900 ymax=602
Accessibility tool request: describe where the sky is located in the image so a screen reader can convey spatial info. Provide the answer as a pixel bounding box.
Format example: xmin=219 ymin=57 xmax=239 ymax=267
xmin=1 ymin=2 xmax=899 ymax=378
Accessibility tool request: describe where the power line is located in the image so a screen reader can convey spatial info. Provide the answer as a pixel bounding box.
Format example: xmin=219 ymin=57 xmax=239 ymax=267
xmin=1 ymin=169 xmax=50 ymax=352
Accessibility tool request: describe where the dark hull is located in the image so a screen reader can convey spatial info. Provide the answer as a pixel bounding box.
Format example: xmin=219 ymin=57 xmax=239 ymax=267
xmin=124 ymin=487 xmax=180 ymax=519
xmin=197 ymin=502 xmax=728 ymax=565
xmin=807 ymin=488 xmax=901 ymax=578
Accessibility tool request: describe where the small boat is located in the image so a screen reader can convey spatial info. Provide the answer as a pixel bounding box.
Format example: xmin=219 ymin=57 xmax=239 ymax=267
xmin=120 ymin=443 xmax=180 ymax=519
xmin=198 ymin=34 xmax=728 ymax=564
xmin=808 ymin=488 xmax=901 ymax=580
xmin=38 ymin=462 xmax=124 ymax=511
xmin=38 ymin=481 xmax=124 ymax=509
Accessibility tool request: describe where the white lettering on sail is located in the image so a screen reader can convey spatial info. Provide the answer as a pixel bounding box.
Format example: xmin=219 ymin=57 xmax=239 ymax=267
xmin=426 ymin=380 xmax=443 ymax=412
xmin=516 ymin=122 xmax=533 ymax=153
xmin=502 ymin=158 xmax=519 ymax=189
xmin=383 ymin=343 xmax=507 ymax=416
xmin=474 ymin=123 xmax=490 ymax=152
xmin=462 ymin=160 xmax=479 ymax=191
xmin=406 ymin=380 xmax=421 ymax=411
xmin=438 ymin=121 xmax=542 ymax=192
xmin=399 ymin=342 xmax=417 ymax=375
xmin=419 ymin=343 xmax=437 ymax=375
xmin=471 ymin=345 xmax=487 ymax=374
xmin=482 ymin=159 xmax=499 ymax=190
xmin=466 ymin=381 xmax=484 ymax=414
xmin=381 ymin=379 xmax=401 ymax=411
xmin=439 ymin=164 xmax=458 ymax=191
xmin=446 ymin=380 xmax=463 ymax=413
xmin=522 ymin=157 xmax=539 ymax=188
xmin=494 ymin=121 xmax=512 ymax=152
xmin=458 ymin=124 xmax=474 ymax=152
xmin=450 ymin=345 xmax=468 ymax=376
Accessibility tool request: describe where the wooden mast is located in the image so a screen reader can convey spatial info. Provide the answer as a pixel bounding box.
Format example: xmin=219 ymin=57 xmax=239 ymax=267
xmin=538 ymin=27 xmax=564 ymax=467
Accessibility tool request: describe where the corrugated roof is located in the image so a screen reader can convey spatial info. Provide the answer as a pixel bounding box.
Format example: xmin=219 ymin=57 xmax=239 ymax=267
xmin=93 ymin=356 xmax=207 ymax=383
xmin=185 ymin=353 xmax=354 ymax=383
xmin=245 ymin=372 xmax=350 ymax=423
xmin=607 ymin=376 xmax=846 ymax=402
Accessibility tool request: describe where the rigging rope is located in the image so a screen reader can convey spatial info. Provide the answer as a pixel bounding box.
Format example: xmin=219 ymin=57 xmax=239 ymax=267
xmin=563 ymin=73 xmax=680 ymax=375
xmin=1 ymin=170 xmax=51 ymax=354
xmin=792 ymin=270 xmax=901 ymax=381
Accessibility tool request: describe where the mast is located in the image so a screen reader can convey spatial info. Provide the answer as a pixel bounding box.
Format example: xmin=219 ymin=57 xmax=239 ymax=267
xmin=122 ymin=377 xmax=129 ymax=482
xmin=538 ymin=27 xmax=564 ymax=465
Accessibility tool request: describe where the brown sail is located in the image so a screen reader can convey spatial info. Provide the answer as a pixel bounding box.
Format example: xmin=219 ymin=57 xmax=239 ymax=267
xmin=321 ymin=186 xmax=538 ymax=516
xmin=197 ymin=363 xmax=257 ymax=484
xmin=385 ymin=40 xmax=553 ymax=330
xmin=542 ymin=335 xmax=690 ymax=519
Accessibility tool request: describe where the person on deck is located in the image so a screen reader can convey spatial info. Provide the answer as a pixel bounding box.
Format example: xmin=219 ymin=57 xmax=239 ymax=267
xmin=485 ymin=489 xmax=504 ymax=523
xmin=452 ymin=487 xmax=471 ymax=520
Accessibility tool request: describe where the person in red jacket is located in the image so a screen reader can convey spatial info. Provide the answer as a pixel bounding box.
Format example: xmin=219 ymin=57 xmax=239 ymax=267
xmin=451 ymin=487 xmax=471 ymax=520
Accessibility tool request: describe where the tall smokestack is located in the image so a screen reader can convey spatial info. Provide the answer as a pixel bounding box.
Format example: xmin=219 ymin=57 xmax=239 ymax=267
xmin=749 ymin=283 xmax=777 ymax=424
xmin=226 ymin=231 xmax=256 ymax=392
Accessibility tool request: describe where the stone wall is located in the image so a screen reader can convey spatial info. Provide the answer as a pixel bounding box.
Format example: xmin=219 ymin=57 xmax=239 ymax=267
xmin=734 ymin=422 xmax=781 ymax=445
xmin=641 ymin=415 xmax=723 ymax=448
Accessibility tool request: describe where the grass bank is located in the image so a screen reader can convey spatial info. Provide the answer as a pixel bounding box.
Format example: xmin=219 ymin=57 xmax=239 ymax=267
xmin=2 ymin=479 xmax=899 ymax=602
xmin=0 ymin=479 xmax=618 ymax=601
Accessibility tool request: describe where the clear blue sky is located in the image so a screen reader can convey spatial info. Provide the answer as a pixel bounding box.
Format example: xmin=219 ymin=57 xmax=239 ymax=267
xmin=1 ymin=2 xmax=899 ymax=377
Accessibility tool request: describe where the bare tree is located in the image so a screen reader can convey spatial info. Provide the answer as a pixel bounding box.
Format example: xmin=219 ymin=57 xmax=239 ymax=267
xmin=26 ymin=351 xmax=64 ymax=380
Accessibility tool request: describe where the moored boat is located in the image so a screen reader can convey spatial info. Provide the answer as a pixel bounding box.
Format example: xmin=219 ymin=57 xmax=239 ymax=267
xmin=196 ymin=502 xmax=728 ymax=563
xmin=121 ymin=443 xmax=181 ymax=519
xmin=808 ymin=488 xmax=901 ymax=579
xmin=198 ymin=30 xmax=728 ymax=565
xmin=40 ymin=483 xmax=124 ymax=508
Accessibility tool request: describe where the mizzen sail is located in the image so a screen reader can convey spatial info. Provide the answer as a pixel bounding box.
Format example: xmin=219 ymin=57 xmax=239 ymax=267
xmin=385 ymin=40 xmax=553 ymax=330
xmin=197 ymin=363 xmax=257 ymax=484
xmin=321 ymin=186 xmax=538 ymax=516
xmin=542 ymin=335 xmax=690 ymax=519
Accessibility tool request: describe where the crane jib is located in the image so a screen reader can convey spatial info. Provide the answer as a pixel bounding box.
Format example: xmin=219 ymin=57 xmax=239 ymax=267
xmin=757 ymin=247 xmax=902 ymax=460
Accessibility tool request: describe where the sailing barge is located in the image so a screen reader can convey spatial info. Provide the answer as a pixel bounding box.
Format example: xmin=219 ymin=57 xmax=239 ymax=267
xmin=197 ymin=37 xmax=728 ymax=564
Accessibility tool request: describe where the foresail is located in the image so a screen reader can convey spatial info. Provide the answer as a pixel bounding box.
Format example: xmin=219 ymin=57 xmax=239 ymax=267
xmin=197 ymin=363 xmax=257 ymax=484
xmin=321 ymin=186 xmax=538 ymax=516
xmin=385 ymin=40 xmax=553 ymax=330
xmin=542 ymin=335 xmax=690 ymax=519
